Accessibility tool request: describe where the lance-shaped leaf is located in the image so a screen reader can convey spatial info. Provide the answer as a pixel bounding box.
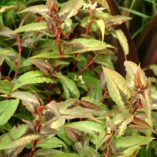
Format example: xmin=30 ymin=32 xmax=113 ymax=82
xmin=13 ymin=70 xmax=55 ymax=91
xmin=65 ymin=121 xmax=104 ymax=135
xmin=50 ymin=118 xmax=65 ymax=131
xmin=124 ymin=61 xmax=138 ymax=90
xmin=102 ymin=67 xmax=131 ymax=109
xmin=104 ymin=15 xmax=131 ymax=26
xmin=75 ymin=143 xmax=100 ymax=157
xmin=0 ymin=134 xmax=39 ymax=150
xmin=134 ymin=66 xmax=148 ymax=90
xmin=143 ymin=89 xmax=152 ymax=127
xmin=34 ymin=149 xmax=82 ymax=157
xmin=20 ymin=5 xmax=49 ymax=19
xmin=14 ymin=22 xmax=47 ymax=33
xmin=69 ymin=38 xmax=113 ymax=54
xmin=0 ymin=99 xmax=19 ymax=126
xmin=0 ymin=5 xmax=16 ymax=13
xmin=114 ymin=135 xmax=154 ymax=149
xmin=0 ymin=80 xmax=13 ymax=94
xmin=37 ymin=136 xmax=67 ymax=150
xmin=0 ymin=125 xmax=28 ymax=149
xmin=112 ymin=111 xmax=134 ymax=136
xmin=11 ymin=91 xmax=40 ymax=113
xmin=30 ymin=51 xmax=71 ymax=59
xmin=59 ymin=0 xmax=83 ymax=19
xmin=113 ymin=29 xmax=129 ymax=58
xmin=125 ymin=61 xmax=148 ymax=90
xmin=96 ymin=19 xmax=105 ymax=41
xmin=56 ymin=73 xmax=80 ymax=99
xmin=0 ymin=47 xmax=17 ymax=56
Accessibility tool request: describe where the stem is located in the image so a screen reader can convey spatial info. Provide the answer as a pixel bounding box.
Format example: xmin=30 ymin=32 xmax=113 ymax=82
xmin=72 ymin=6 xmax=95 ymax=71
xmin=84 ymin=8 xmax=95 ymax=37
xmin=28 ymin=105 xmax=46 ymax=157
xmin=57 ymin=22 xmax=64 ymax=60
xmin=77 ymin=54 xmax=97 ymax=76
xmin=85 ymin=19 xmax=94 ymax=37
xmin=52 ymin=11 xmax=64 ymax=60
xmin=14 ymin=33 xmax=22 ymax=79
xmin=103 ymin=134 xmax=113 ymax=157
xmin=14 ymin=14 xmax=30 ymax=79
xmin=71 ymin=53 xmax=80 ymax=72
xmin=28 ymin=140 xmax=39 ymax=157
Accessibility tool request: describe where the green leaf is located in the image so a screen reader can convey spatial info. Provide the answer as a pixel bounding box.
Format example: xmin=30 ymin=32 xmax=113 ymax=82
xmin=95 ymin=54 xmax=114 ymax=69
xmin=0 ymin=124 xmax=28 ymax=150
xmin=113 ymin=29 xmax=129 ymax=57
xmin=0 ymin=134 xmax=39 ymax=150
xmin=125 ymin=61 xmax=148 ymax=90
xmin=81 ymin=97 xmax=108 ymax=110
xmin=112 ymin=112 xmax=134 ymax=136
xmin=20 ymin=5 xmax=49 ymax=19
xmin=57 ymin=128 xmax=73 ymax=146
xmin=124 ymin=61 xmax=138 ymax=90
xmin=70 ymin=38 xmax=113 ymax=54
xmin=0 ymin=99 xmax=19 ymax=126
xmin=0 ymin=80 xmax=13 ymax=94
xmin=50 ymin=118 xmax=65 ymax=130
xmin=34 ymin=149 xmax=82 ymax=157
xmin=0 ymin=47 xmax=17 ymax=56
xmin=103 ymin=15 xmax=131 ymax=26
xmin=30 ymin=51 xmax=71 ymax=59
xmin=11 ymin=91 xmax=40 ymax=113
xmin=0 ymin=5 xmax=16 ymax=13
xmin=83 ymin=74 xmax=102 ymax=101
xmin=14 ymin=22 xmax=47 ymax=33
xmin=65 ymin=121 xmax=104 ymax=135
xmin=115 ymin=145 xmax=140 ymax=157
xmin=0 ymin=26 xmax=15 ymax=38
xmin=75 ymin=143 xmax=100 ymax=157
xmin=59 ymin=0 xmax=83 ymax=19
xmin=13 ymin=70 xmax=55 ymax=91
xmin=102 ymin=67 xmax=131 ymax=109
xmin=56 ymin=99 xmax=101 ymax=121
xmin=61 ymin=19 xmax=73 ymax=33
xmin=37 ymin=137 xmax=67 ymax=150
xmin=0 ymin=56 xmax=4 ymax=66
xmin=56 ymin=73 xmax=80 ymax=99
xmin=149 ymin=64 xmax=157 ymax=76
xmin=114 ymin=136 xmax=154 ymax=149
xmin=96 ymin=19 xmax=105 ymax=41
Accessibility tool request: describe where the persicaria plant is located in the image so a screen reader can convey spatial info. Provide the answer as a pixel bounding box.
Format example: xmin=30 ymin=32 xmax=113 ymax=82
xmin=0 ymin=0 xmax=157 ymax=157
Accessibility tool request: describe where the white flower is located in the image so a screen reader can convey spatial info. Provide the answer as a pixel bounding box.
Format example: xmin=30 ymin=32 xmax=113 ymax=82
xmin=83 ymin=2 xmax=98 ymax=10
xmin=82 ymin=1 xmax=105 ymax=13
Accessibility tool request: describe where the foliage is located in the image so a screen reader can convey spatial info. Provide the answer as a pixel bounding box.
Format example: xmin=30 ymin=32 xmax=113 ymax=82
xmin=0 ymin=0 xmax=157 ymax=157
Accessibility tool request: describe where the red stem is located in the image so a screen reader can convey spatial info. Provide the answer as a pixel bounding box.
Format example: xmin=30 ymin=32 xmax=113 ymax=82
xmin=77 ymin=54 xmax=97 ymax=76
xmin=14 ymin=14 xmax=30 ymax=79
xmin=85 ymin=8 xmax=95 ymax=37
xmin=72 ymin=9 xmax=95 ymax=72
xmin=85 ymin=19 xmax=94 ymax=37
xmin=53 ymin=12 xmax=64 ymax=60
xmin=28 ymin=105 xmax=46 ymax=157
xmin=72 ymin=8 xmax=95 ymax=72
xmin=14 ymin=33 xmax=22 ymax=79
xmin=71 ymin=53 xmax=80 ymax=72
